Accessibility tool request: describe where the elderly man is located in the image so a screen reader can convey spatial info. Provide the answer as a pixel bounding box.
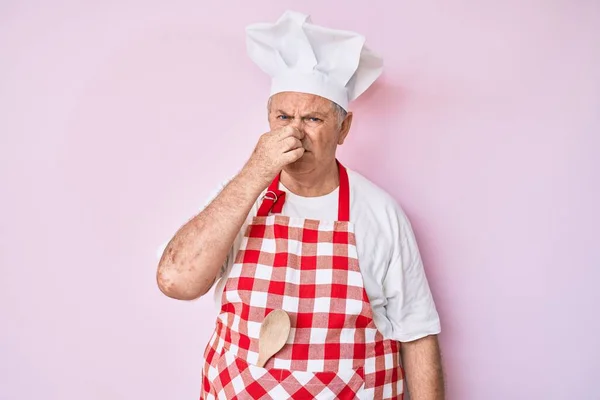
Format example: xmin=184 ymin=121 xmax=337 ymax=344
xmin=157 ymin=10 xmax=444 ymax=400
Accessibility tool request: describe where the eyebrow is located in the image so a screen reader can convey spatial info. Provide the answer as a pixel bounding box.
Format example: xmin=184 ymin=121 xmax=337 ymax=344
xmin=275 ymin=109 xmax=329 ymax=118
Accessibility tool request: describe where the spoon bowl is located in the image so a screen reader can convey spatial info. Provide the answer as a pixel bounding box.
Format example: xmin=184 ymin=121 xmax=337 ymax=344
xmin=257 ymin=309 xmax=291 ymax=368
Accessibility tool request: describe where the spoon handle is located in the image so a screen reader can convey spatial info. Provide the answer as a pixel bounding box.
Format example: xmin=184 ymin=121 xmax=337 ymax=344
xmin=256 ymin=355 xmax=268 ymax=368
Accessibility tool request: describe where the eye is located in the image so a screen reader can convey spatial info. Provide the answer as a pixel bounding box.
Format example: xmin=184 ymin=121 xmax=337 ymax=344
xmin=307 ymin=117 xmax=322 ymax=122
xmin=277 ymin=115 xmax=290 ymax=120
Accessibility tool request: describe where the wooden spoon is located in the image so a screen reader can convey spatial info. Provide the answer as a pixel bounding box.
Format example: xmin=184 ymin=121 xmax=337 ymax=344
xmin=256 ymin=309 xmax=291 ymax=368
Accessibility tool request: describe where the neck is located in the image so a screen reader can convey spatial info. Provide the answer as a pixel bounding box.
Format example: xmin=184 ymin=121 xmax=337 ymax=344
xmin=280 ymin=159 xmax=339 ymax=197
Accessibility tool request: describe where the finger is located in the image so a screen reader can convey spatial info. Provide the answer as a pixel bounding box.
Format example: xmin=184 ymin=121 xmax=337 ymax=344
xmin=278 ymin=126 xmax=305 ymax=140
xmin=281 ymin=147 xmax=305 ymax=164
xmin=282 ymin=136 xmax=303 ymax=151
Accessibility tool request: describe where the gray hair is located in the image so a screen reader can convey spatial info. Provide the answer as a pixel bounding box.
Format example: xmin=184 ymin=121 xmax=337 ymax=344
xmin=267 ymin=97 xmax=348 ymax=126
xmin=331 ymin=102 xmax=348 ymax=126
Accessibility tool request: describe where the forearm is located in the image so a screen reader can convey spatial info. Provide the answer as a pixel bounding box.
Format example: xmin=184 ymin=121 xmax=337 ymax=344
xmin=401 ymin=334 xmax=445 ymax=399
xmin=157 ymin=167 xmax=267 ymax=300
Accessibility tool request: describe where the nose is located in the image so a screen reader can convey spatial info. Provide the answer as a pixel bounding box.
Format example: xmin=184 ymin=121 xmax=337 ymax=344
xmin=288 ymin=117 xmax=308 ymax=148
xmin=290 ymin=116 xmax=303 ymax=130
xmin=288 ymin=116 xmax=307 ymax=139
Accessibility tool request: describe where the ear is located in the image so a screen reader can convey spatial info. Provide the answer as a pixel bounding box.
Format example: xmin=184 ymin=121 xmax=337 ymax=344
xmin=337 ymin=112 xmax=353 ymax=145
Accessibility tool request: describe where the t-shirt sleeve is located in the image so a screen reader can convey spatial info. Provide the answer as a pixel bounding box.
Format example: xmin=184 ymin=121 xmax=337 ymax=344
xmin=383 ymin=205 xmax=441 ymax=342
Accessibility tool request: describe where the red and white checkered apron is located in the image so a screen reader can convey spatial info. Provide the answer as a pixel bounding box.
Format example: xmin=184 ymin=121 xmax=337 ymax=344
xmin=201 ymin=163 xmax=404 ymax=399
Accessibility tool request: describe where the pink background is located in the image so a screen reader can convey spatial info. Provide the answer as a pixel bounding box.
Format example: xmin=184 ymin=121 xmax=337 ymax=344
xmin=1 ymin=1 xmax=599 ymax=399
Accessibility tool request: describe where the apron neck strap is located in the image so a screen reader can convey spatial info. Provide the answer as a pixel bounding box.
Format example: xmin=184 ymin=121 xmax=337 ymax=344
xmin=256 ymin=160 xmax=350 ymax=222
xmin=337 ymin=162 xmax=350 ymax=222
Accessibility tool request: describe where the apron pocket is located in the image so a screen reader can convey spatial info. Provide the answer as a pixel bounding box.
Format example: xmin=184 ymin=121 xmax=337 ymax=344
xmin=211 ymin=349 xmax=365 ymax=400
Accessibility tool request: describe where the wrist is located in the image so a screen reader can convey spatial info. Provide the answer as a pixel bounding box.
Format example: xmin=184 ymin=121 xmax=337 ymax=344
xmin=237 ymin=164 xmax=272 ymax=194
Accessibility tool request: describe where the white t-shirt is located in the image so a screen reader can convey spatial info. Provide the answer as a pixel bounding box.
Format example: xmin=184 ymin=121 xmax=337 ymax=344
xmin=203 ymin=168 xmax=441 ymax=343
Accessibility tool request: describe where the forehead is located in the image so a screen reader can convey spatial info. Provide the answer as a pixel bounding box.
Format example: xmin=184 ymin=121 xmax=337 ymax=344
xmin=269 ymin=92 xmax=334 ymax=114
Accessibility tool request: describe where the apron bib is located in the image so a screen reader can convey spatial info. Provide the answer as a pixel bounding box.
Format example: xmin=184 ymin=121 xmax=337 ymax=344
xmin=201 ymin=163 xmax=404 ymax=399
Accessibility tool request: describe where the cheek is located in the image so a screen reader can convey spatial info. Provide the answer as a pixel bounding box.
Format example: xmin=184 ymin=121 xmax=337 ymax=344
xmin=305 ymin=128 xmax=338 ymax=152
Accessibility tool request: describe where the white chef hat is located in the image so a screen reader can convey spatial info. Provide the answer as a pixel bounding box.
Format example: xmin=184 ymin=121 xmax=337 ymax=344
xmin=246 ymin=10 xmax=383 ymax=111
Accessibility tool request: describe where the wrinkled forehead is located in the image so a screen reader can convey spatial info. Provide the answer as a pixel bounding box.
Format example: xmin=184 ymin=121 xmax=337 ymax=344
xmin=269 ymin=91 xmax=336 ymax=115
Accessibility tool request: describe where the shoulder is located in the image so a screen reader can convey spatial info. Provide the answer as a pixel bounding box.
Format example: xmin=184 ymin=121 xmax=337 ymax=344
xmin=347 ymin=168 xmax=418 ymax=259
xmin=347 ymin=168 xmax=408 ymax=221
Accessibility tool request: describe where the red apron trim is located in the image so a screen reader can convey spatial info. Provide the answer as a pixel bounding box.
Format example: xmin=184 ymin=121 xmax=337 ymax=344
xmin=338 ymin=163 xmax=350 ymax=222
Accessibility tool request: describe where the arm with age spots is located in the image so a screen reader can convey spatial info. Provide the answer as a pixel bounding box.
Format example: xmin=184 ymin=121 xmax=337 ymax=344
xmin=156 ymin=126 xmax=305 ymax=300
xmin=156 ymin=168 xmax=264 ymax=300
xmin=401 ymin=334 xmax=445 ymax=399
